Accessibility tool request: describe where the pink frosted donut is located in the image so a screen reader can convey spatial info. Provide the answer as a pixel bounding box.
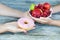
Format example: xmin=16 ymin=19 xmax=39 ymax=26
xmin=17 ymin=17 xmax=35 ymax=30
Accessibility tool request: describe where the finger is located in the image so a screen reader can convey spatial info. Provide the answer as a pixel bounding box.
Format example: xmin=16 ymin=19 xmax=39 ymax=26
xmin=18 ymin=29 xmax=27 ymax=34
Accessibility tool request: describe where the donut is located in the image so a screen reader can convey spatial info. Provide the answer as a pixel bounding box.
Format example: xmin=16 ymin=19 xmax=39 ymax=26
xmin=17 ymin=17 xmax=35 ymax=31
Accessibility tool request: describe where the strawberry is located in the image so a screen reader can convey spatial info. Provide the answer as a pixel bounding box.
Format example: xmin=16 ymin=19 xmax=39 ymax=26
xmin=32 ymin=13 xmax=37 ymax=18
xmin=32 ymin=9 xmax=43 ymax=18
xmin=43 ymin=10 xmax=51 ymax=17
xmin=43 ymin=12 xmax=48 ymax=17
xmin=43 ymin=2 xmax=51 ymax=10
xmin=38 ymin=4 xmax=43 ymax=10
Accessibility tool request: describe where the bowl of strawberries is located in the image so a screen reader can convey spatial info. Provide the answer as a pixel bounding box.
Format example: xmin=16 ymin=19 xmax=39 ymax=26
xmin=29 ymin=2 xmax=52 ymax=19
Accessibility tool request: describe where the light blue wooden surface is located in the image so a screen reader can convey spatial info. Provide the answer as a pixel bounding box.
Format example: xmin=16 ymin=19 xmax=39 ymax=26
xmin=0 ymin=0 xmax=60 ymax=40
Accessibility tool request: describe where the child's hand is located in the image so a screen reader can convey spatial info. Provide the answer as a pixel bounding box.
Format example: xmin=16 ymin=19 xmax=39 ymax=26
xmin=4 ymin=22 xmax=35 ymax=33
xmin=4 ymin=22 xmax=27 ymax=33
xmin=32 ymin=17 xmax=53 ymax=24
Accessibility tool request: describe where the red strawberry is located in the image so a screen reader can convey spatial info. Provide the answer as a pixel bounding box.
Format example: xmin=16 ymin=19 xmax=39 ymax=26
xmin=43 ymin=2 xmax=51 ymax=10
xmin=43 ymin=12 xmax=48 ymax=17
xmin=32 ymin=13 xmax=37 ymax=18
xmin=43 ymin=10 xmax=51 ymax=17
xmin=32 ymin=9 xmax=43 ymax=18
xmin=38 ymin=4 xmax=43 ymax=9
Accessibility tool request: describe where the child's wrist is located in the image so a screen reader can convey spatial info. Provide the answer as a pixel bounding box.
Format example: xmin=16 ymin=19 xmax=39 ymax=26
xmin=48 ymin=19 xmax=54 ymax=25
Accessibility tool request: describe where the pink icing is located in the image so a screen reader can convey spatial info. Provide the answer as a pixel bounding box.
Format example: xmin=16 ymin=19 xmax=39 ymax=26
xmin=17 ymin=17 xmax=35 ymax=29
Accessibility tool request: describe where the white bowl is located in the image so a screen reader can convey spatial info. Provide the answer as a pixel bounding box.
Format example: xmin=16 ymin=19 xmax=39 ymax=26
xmin=28 ymin=8 xmax=53 ymax=19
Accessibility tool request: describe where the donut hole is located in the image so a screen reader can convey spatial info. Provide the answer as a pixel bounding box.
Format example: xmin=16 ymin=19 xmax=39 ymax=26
xmin=24 ymin=21 xmax=28 ymax=24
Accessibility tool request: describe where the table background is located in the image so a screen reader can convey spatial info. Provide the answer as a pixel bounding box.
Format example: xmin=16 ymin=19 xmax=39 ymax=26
xmin=0 ymin=0 xmax=60 ymax=40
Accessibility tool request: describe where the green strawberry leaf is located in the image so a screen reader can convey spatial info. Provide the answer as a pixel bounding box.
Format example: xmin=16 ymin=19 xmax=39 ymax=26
xmin=30 ymin=4 xmax=35 ymax=10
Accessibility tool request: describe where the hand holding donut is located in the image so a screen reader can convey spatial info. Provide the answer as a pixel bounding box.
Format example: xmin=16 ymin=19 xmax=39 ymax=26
xmin=0 ymin=17 xmax=35 ymax=34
